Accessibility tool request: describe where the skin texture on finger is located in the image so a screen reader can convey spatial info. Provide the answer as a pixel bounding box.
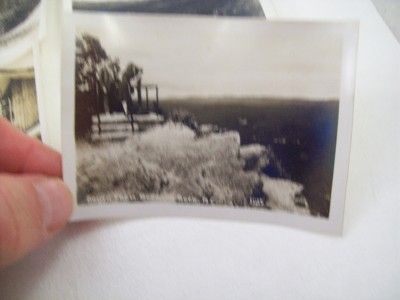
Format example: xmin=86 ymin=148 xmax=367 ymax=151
xmin=0 ymin=174 xmax=72 ymax=268
xmin=0 ymin=118 xmax=61 ymax=176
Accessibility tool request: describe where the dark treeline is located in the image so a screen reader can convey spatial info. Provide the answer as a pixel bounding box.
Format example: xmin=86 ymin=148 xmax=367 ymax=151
xmin=75 ymin=33 xmax=144 ymax=137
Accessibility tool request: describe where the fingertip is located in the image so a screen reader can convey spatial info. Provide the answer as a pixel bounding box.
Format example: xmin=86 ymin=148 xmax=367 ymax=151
xmin=0 ymin=175 xmax=73 ymax=267
xmin=0 ymin=117 xmax=62 ymax=176
xmin=34 ymin=178 xmax=73 ymax=233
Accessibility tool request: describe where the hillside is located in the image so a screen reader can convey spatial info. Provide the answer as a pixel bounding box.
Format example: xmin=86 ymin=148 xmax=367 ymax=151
xmin=77 ymin=122 xmax=310 ymax=216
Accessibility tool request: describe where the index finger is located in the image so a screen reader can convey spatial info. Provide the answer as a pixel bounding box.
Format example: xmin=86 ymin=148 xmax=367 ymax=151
xmin=0 ymin=118 xmax=61 ymax=176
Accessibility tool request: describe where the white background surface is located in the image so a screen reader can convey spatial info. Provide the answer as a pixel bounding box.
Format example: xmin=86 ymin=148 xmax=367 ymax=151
xmin=1 ymin=0 xmax=399 ymax=299
xmin=371 ymin=0 xmax=400 ymax=43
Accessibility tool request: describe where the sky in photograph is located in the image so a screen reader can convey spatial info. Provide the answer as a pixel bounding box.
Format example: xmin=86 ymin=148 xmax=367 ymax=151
xmin=75 ymin=13 xmax=344 ymax=100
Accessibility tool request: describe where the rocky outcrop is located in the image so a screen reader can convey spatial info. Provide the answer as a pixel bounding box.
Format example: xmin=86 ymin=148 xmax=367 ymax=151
xmin=239 ymin=143 xmax=310 ymax=215
xmin=77 ymin=122 xmax=310 ymax=216
xmin=261 ymin=177 xmax=310 ymax=215
xmin=198 ymin=124 xmax=220 ymax=136
xmin=239 ymin=144 xmax=271 ymax=171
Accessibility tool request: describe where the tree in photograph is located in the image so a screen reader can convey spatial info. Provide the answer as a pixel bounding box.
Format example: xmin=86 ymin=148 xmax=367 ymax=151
xmin=122 ymin=63 xmax=143 ymax=113
xmin=75 ymin=34 xmax=108 ymax=93
xmin=75 ymin=33 xmax=147 ymax=137
xmin=105 ymin=58 xmax=124 ymax=113
xmin=75 ymin=33 xmax=108 ymax=137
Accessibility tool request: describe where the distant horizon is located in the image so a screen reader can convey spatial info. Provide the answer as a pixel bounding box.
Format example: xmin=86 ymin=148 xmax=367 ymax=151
xmin=75 ymin=13 xmax=344 ymax=100
xmin=157 ymin=95 xmax=339 ymax=103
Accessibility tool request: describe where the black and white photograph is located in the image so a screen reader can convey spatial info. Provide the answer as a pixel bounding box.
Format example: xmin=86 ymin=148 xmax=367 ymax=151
xmin=0 ymin=0 xmax=44 ymax=64
xmin=72 ymin=0 xmax=265 ymax=17
xmin=0 ymin=0 xmax=41 ymax=44
xmin=62 ymin=13 xmax=357 ymax=231
xmin=0 ymin=65 xmax=41 ymax=137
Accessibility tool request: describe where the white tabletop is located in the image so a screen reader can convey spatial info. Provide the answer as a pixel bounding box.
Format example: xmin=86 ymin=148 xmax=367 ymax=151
xmin=1 ymin=0 xmax=399 ymax=299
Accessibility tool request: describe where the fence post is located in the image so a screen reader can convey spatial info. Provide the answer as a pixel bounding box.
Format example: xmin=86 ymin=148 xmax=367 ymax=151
xmin=95 ymin=83 xmax=101 ymax=134
xmin=130 ymin=113 xmax=134 ymax=132
xmin=145 ymin=87 xmax=149 ymax=112
xmin=155 ymin=86 xmax=159 ymax=111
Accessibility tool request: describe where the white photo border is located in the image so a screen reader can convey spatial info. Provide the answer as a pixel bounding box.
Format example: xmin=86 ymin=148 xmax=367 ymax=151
xmin=62 ymin=13 xmax=358 ymax=235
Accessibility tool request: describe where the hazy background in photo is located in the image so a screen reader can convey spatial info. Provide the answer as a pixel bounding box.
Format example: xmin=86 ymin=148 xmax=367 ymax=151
xmin=75 ymin=14 xmax=343 ymax=100
xmin=73 ymin=0 xmax=265 ymax=17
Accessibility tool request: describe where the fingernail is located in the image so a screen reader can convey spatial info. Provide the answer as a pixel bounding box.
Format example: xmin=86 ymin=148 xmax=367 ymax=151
xmin=34 ymin=179 xmax=73 ymax=232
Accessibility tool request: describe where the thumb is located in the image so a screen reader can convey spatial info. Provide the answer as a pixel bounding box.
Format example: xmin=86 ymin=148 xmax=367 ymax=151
xmin=0 ymin=175 xmax=72 ymax=267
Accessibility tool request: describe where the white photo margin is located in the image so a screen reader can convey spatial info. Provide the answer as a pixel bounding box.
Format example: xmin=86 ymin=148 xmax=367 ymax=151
xmin=62 ymin=14 xmax=358 ymax=235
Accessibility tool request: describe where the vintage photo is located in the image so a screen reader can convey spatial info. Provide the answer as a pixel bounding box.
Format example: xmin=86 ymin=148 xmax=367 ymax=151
xmin=62 ymin=13 xmax=357 ymax=231
xmin=67 ymin=13 xmax=356 ymax=216
xmin=0 ymin=0 xmax=44 ymax=65
xmin=0 ymin=0 xmax=41 ymax=43
xmin=72 ymin=0 xmax=265 ymax=17
xmin=0 ymin=65 xmax=41 ymax=137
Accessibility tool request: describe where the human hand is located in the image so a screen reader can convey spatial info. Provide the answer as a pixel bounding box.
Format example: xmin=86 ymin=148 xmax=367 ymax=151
xmin=0 ymin=118 xmax=72 ymax=268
